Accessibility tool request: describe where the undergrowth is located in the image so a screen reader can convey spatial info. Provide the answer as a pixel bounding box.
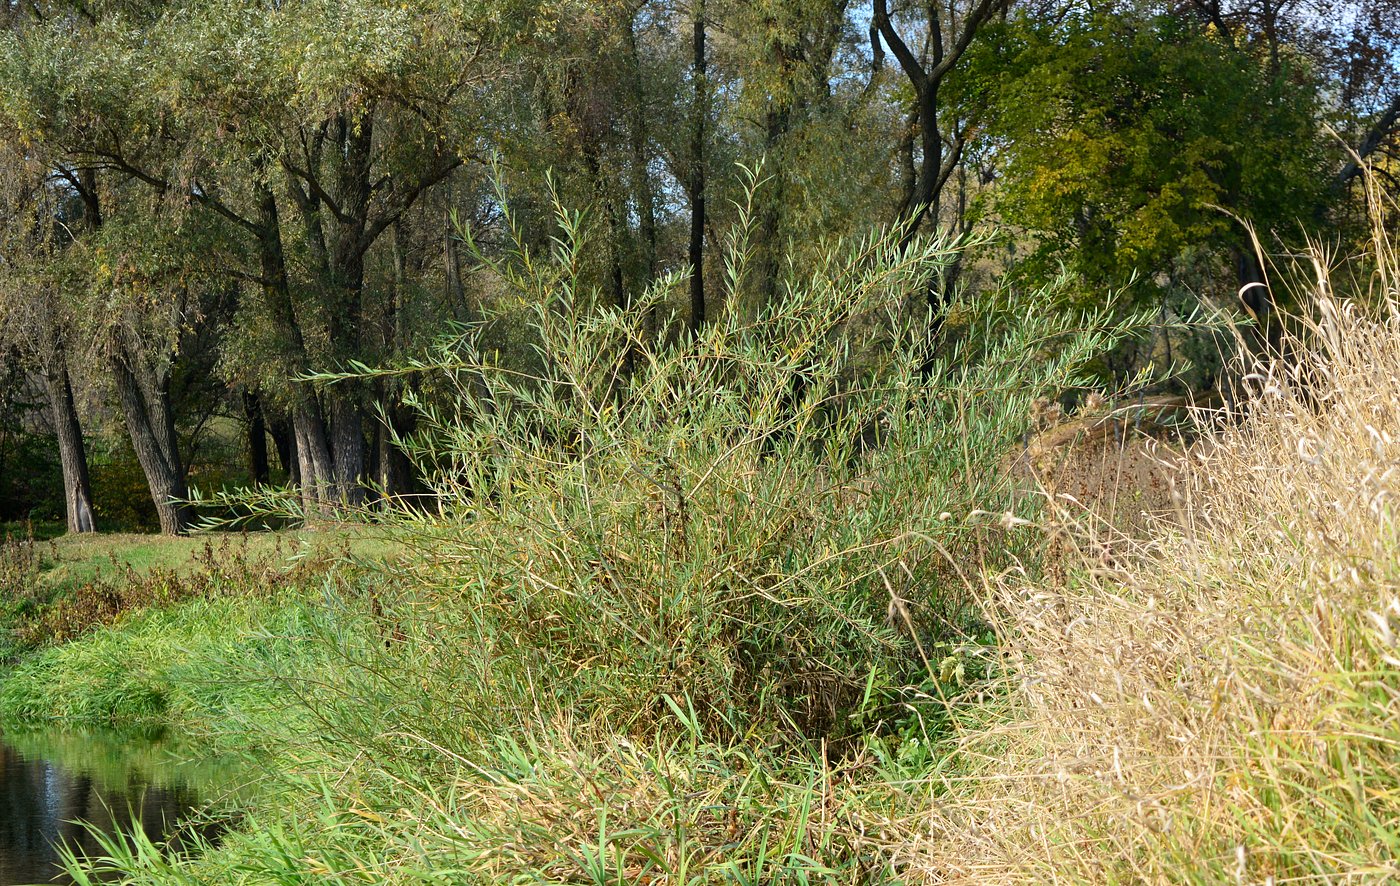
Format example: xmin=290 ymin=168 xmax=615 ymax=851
xmin=34 ymin=182 xmax=1160 ymax=883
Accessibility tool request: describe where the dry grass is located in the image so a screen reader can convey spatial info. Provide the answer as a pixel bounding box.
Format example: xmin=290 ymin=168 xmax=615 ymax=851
xmin=901 ymin=177 xmax=1400 ymax=883
xmin=1008 ymin=393 xmax=1199 ymax=545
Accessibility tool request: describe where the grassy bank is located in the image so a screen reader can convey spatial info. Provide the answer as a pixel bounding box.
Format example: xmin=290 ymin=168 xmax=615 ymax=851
xmin=0 ymin=526 xmax=386 ymax=756
xmin=4 ymin=527 xmax=390 ymax=595
xmin=0 ymin=592 xmax=330 ymax=734
xmin=0 ymin=527 xmax=391 ymax=660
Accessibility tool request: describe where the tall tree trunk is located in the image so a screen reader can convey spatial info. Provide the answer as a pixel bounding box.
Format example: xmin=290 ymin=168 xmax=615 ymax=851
xmin=254 ymin=180 xmax=336 ymax=517
xmin=912 ymin=85 xmax=943 ymax=234
xmin=70 ymin=166 xmax=192 ymax=533
xmin=688 ymin=0 xmax=707 ymax=332
xmin=283 ymin=108 xmax=459 ymax=509
xmin=243 ymin=390 xmax=270 ymax=486
xmin=874 ymin=0 xmax=999 ymax=237
xmin=626 ymin=14 xmax=658 ymax=294
xmin=110 ymin=339 xmax=191 ymax=535
xmin=326 ymin=114 xmax=374 ymax=508
xmin=40 ymin=330 xmax=94 ymax=534
xmin=292 ymin=402 xmax=334 ymax=511
xmin=268 ymin=413 xmax=295 ymax=479
xmin=896 ymin=106 xmax=918 ymax=221
xmin=443 ymin=180 xmax=467 ymax=321
xmin=754 ymin=102 xmax=791 ymax=315
xmin=375 ymin=392 xmax=418 ymax=510
xmin=327 ymin=397 xmax=365 ymax=508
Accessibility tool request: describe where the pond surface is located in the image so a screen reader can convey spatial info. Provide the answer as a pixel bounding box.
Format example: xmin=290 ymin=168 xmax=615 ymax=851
xmin=0 ymin=728 xmax=231 ymax=885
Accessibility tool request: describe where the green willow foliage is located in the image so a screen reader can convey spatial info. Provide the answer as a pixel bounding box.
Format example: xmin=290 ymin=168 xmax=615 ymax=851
xmin=284 ymin=181 xmax=1160 ymax=741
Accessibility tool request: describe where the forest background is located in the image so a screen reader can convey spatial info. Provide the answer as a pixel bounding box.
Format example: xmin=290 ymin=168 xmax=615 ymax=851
xmin=0 ymin=0 xmax=1393 ymax=534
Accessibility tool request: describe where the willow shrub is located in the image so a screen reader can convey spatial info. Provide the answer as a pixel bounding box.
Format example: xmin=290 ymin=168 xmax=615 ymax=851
xmin=290 ymin=189 xmax=1157 ymax=755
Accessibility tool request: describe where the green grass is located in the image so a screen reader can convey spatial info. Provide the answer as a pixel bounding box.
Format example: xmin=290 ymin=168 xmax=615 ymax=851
xmin=0 ymin=526 xmax=399 ymax=662
xmin=0 ymin=519 xmax=66 ymax=541
xmin=0 ymin=590 xmax=333 ymax=736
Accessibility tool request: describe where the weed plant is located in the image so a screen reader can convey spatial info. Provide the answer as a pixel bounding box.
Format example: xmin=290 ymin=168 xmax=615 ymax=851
xmin=0 ymin=526 xmax=53 ymax=658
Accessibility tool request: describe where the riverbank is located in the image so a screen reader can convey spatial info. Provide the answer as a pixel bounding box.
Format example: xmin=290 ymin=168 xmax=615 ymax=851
xmin=0 ymin=533 xmax=388 ymax=881
xmin=0 ymin=572 xmax=930 ymax=882
xmin=4 ymin=222 xmax=1399 ymax=882
xmin=9 ymin=351 xmax=1400 ymax=883
xmin=0 ymin=528 xmax=391 ymax=660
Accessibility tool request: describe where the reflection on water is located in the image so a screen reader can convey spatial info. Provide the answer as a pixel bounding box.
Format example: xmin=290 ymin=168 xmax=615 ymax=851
xmin=0 ymin=729 xmax=230 ymax=885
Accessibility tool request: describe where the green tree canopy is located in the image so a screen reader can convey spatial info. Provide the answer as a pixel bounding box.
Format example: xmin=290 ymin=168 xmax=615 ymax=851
xmin=978 ymin=12 xmax=1328 ymax=297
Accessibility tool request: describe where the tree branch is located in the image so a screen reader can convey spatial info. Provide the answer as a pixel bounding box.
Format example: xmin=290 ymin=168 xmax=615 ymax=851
xmin=1334 ymin=92 xmax=1400 ymax=190
xmin=191 ymin=182 xmax=261 ymax=235
xmin=358 ymin=155 xmax=463 ymax=257
xmin=82 ymin=148 xmax=260 ymax=235
xmin=281 ymin=158 xmax=355 ymax=225
xmin=930 ymin=0 xmax=1003 ymax=83
xmin=874 ymin=0 xmax=927 ymax=88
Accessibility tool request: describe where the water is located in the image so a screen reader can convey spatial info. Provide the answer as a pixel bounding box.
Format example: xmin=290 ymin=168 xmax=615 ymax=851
xmin=0 ymin=729 xmax=229 ymax=885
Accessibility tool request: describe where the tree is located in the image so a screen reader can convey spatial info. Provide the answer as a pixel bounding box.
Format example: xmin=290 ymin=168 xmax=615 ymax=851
xmin=0 ymin=159 xmax=96 ymax=534
xmin=872 ymin=0 xmax=1009 ymax=239
xmin=1157 ymin=0 xmax=1400 ymax=196
xmin=689 ymin=0 xmax=708 ymax=330
xmin=724 ymin=0 xmax=857 ymax=311
xmin=0 ymin=0 xmax=493 ymax=516
xmin=980 ymin=11 xmax=1328 ymax=328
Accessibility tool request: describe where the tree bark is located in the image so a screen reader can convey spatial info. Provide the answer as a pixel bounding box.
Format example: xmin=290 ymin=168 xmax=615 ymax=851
xmin=1334 ymin=92 xmax=1400 ymax=191
xmin=253 ymin=179 xmax=336 ymax=517
xmin=754 ymin=102 xmax=791 ymax=314
xmin=872 ymin=0 xmax=996 ymax=377
xmin=285 ymin=109 xmax=458 ymax=509
xmin=873 ymin=0 xmax=1000 ymax=237
xmin=109 ymin=338 xmax=191 ymax=535
xmin=323 ymin=114 xmax=373 ymax=507
xmin=1235 ymin=246 xmax=1279 ymax=353
xmin=67 ymin=166 xmax=193 ymax=533
xmin=292 ymin=401 xmax=334 ymax=510
xmin=375 ymin=394 xmax=419 ymax=508
xmin=626 ymin=13 xmax=658 ymax=293
xmin=327 ymin=396 xmax=366 ymax=508
xmin=243 ymin=390 xmax=270 ymax=486
xmin=40 ymin=330 xmax=95 ymax=534
xmin=268 ymin=413 xmax=294 ymax=479
xmin=443 ymin=180 xmax=467 ymax=321
xmin=688 ymin=0 xmax=707 ymax=332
